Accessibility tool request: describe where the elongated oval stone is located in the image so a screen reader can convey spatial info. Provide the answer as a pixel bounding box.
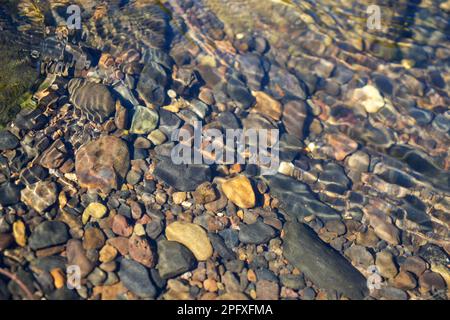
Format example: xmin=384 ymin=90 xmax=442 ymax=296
xmin=283 ymin=222 xmax=368 ymax=300
xmin=68 ymin=78 xmax=115 ymax=123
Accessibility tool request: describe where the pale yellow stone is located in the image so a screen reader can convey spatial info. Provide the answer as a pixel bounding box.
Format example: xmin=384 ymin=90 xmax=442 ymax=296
xmin=83 ymin=202 xmax=108 ymax=224
xmin=221 ymin=175 xmax=256 ymax=209
xmin=172 ymin=192 xmax=187 ymax=205
xmin=133 ymin=223 xmax=146 ymax=236
xmin=166 ymin=221 xmax=213 ymax=261
xmin=13 ymin=220 xmax=26 ymax=247
xmin=99 ymin=244 xmax=118 ymax=263
xmin=84 ymin=202 xmax=108 ymax=219
xmin=351 ymin=85 xmax=385 ymax=113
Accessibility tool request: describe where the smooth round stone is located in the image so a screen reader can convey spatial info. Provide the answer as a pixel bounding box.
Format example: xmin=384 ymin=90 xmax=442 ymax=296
xmin=129 ymin=105 xmax=159 ymax=134
xmin=68 ymin=78 xmax=116 ymax=123
xmin=165 ymin=221 xmax=213 ymax=261
xmin=0 ymin=130 xmax=19 ymax=150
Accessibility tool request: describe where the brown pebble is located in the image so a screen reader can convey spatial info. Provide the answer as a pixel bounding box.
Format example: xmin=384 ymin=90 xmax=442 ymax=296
xmin=128 ymin=235 xmax=154 ymax=268
xmin=112 ymin=215 xmax=133 ymax=237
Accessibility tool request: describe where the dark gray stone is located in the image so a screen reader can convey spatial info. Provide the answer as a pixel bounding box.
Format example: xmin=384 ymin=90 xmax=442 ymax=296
xmin=29 ymin=221 xmax=69 ymax=250
xmin=265 ymin=174 xmax=340 ymax=221
xmin=153 ymin=157 xmax=212 ymax=191
xmin=157 ymin=240 xmax=196 ymax=279
xmin=0 ymin=130 xmax=19 ymax=150
xmin=239 ymin=220 xmax=275 ymax=244
xmin=118 ymin=259 xmax=156 ymax=298
xmin=0 ymin=182 xmax=22 ymax=206
xmin=283 ymin=221 xmax=368 ymax=300
xmin=208 ymin=233 xmax=236 ymax=261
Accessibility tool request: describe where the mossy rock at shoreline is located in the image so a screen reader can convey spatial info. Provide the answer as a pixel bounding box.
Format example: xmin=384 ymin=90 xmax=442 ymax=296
xmin=0 ymin=40 xmax=39 ymax=127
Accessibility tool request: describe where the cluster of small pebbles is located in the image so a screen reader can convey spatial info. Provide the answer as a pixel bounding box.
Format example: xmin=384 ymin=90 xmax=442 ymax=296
xmin=0 ymin=0 xmax=449 ymax=300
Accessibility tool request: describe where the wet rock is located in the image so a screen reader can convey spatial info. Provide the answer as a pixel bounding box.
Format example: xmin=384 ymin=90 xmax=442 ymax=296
xmin=346 ymin=151 xmax=370 ymax=182
xmin=208 ymin=233 xmax=235 ymax=261
xmin=265 ymin=174 xmax=340 ymax=221
xmin=280 ymin=274 xmax=306 ymax=290
xmin=20 ymin=181 xmax=57 ymax=213
xmin=238 ymin=220 xmax=275 ymax=244
xmin=0 ymin=233 xmax=13 ymax=251
xmin=137 ymin=61 xmax=167 ymax=107
xmin=68 ymin=78 xmax=115 ymax=123
xmin=0 ymin=130 xmax=19 ymax=150
xmin=418 ymin=271 xmax=446 ymax=294
xmin=432 ymin=113 xmax=450 ymax=133
xmin=282 ymin=100 xmax=308 ymax=139
xmin=83 ymin=227 xmax=105 ymax=250
xmin=29 ymin=221 xmax=69 ymax=250
xmin=226 ymin=76 xmax=255 ymax=109
xmin=75 ymin=136 xmax=130 ymax=193
xmin=268 ymin=66 xmax=307 ymax=99
xmin=20 ymin=165 xmax=48 ymax=186
xmin=39 ymin=140 xmax=67 ymax=169
xmin=0 ymin=182 xmax=22 ymax=206
xmin=118 ymin=259 xmax=156 ymax=298
xmin=251 ymin=91 xmax=281 ymax=121
xmin=158 ymin=109 xmax=182 ymax=136
xmin=378 ymin=287 xmax=407 ymax=300
xmin=376 ymin=250 xmax=398 ymax=279
xmin=13 ymin=108 xmax=48 ymax=131
xmin=283 ymin=221 xmax=368 ymax=300
xmin=153 ymin=157 xmax=212 ymax=191
xmin=129 ymin=105 xmax=159 ymax=134
xmin=148 ymin=129 xmax=166 ymax=145
xmin=236 ymin=53 xmax=266 ymax=90
xmin=351 ymin=85 xmax=385 ymax=113
xmin=66 ymin=240 xmax=95 ymax=277
xmin=157 ymin=240 xmax=196 ymax=279
xmin=345 ymin=245 xmax=374 ymax=268
xmin=222 ymin=175 xmax=256 ymax=209
xmin=217 ymin=112 xmax=241 ymax=130
xmin=165 ymin=221 xmax=213 ymax=261
xmin=112 ymin=215 xmax=133 ymax=237
xmin=256 ymin=280 xmax=279 ymax=300
xmin=324 ymin=133 xmax=358 ymax=161
xmin=128 ymin=235 xmax=154 ymax=268
xmin=393 ymin=271 xmax=417 ymax=290
xmin=365 ymin=209 xmax=401 ymax=245
xmin=82 ymin=203 xmax=107 ymax=223
xmin=192 ymin=182 xmax=217 ymax=204
xmin=13 ymin=220 xmax=26 ymax=247
xmin=400 ymin=256 xmax=427 ymax=277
